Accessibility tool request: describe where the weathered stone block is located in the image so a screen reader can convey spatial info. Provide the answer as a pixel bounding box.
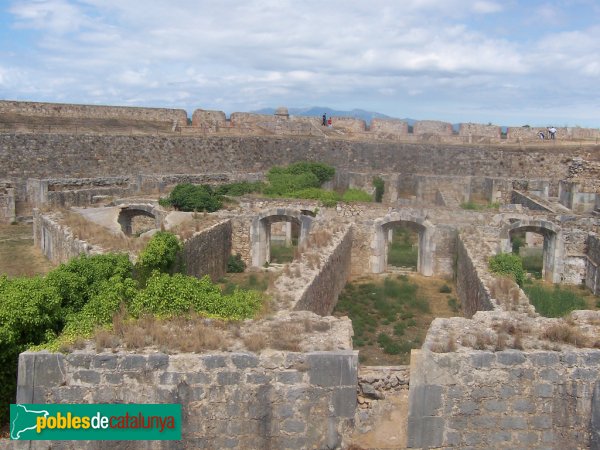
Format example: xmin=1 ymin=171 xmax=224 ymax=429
xmin=560 ymin=352 xmax=579 ymax=366
xmin=147 ymin=353 xmax=169 ymax=369
xmin=591 ymin=381 xmax=600 ymax=450
xmin=471 ymin=351 xmax=495 ymax=368
xmin=119 ymin=355 xmax=146 ymax=371
xmin=513 ymin=398 xmax=536 ymax=413
xmin=65 ymin=353 xmax=92 ymax=369
xmin=500 ymin=416 xmax=527 ymax=430
xmin=458 ymin=400 xmax=479 ymax=415
xmin=231 ymin=353 xmax=259 ymax=369
xmin=464 ymin=432 xmax=484 ymax=446
xmin=201 ymin=355 xmax=227 ymax=369
xmin=187 ymin=372 xmax=210 ymax=385
xmin=217 ymin=371 xmax=240 ymax=385
xmin=276 ymin=370 xmax=304 ymax=385
xmin=516 ymin=431 xmax=539 ymax=444
xmin=281 ymin=419 xmax=306 ymax=433
xmin=72 ymin=370 xmax=101 ymax=384
xmin=496 ymin=350 xmax=526 ymax=365
xmin=489 ymin=430 xmax=512 ymax=444
xmin=528 ymin=352 xmax=560 ymax=366
xmin=530 ymin=415 xmax=552 ymax=429
xmin=534 ymin=383 xmax=554 ymax=398
xmin=93 ymin=354 xmax=117 ymax=370
xmin=483 ymin=399 xmax=507 ymax=413
xmin=246 ymin=372 xmax=271 ymax=384
xmin=307 ymin=352 xmax=356 ymax=387
xmin=573 ymin=367 xmax=599 ymax=381
xmin=104 ymin=372 xmax=123 ymax=384
xmin=332 ymin=386 xmax=356 ymax=418
xmin=583 ymin=352 xmax=600 ymax=366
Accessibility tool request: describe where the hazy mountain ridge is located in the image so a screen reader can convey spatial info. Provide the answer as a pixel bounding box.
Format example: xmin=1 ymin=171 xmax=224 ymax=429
xmin=253 ymin=106 xmax=416 ymax=125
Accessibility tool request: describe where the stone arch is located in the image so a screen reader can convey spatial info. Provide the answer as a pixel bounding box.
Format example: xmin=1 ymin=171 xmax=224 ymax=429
xmin=372 ymin=212 xmax=435 ymax=276
xmin=117 ymin=204 xmax=162 ymax=236
xmin=499 ymin=219 xmax=563 ymax=282
xmin=250 ymin=208 xmax=314 ymax=267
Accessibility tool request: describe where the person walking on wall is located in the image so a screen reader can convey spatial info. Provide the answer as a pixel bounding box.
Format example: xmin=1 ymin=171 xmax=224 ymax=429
xmin=538 ymin=131 xmax=545 ymax=140
xmin=327 ymin=117 xmax=332 ymax=128
xmin=322 ymin=114 xmax=327 ymax=126
xmin=548 ymin=126 xmax=557 ymax=140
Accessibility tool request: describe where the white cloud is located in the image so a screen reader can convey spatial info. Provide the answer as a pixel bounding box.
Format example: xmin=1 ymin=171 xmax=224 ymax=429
xmin=1 ymin=0 xmax=599 ymax=126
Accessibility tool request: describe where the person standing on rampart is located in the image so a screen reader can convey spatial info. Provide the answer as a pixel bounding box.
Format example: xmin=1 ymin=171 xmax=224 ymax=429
xmin=322 ymin=114 xmax=327 ymax=126
xmin=548 ymin=126 xmax=557 ymax=139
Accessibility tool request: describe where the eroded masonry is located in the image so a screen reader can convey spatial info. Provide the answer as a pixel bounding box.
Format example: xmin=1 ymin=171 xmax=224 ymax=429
xmin=2 ymin=100 xmax=600 ymax=449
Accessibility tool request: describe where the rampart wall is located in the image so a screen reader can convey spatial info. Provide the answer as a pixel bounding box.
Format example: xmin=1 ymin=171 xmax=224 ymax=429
xmin=1 ymin=134 xmax=581 ymax=210
xmin=370 ymin=118 xmax=409 ymax=135
xmin=16 ymin=349 xmax=358 ymax=449
xmin=458 ymin=123 xmax=501 ymax=139
xmin=408 ymin=347 xmax=600 ymax=449
xmin=183 ymin=220 xmax=232 ymax=281
xmin=0 ymin=100 xmax=187 ymax=124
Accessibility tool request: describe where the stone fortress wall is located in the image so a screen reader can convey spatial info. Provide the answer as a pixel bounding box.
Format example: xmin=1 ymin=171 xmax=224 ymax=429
xmin=0 ymin=100 xmax=187 ymax=124
xmin=4 ymin=99 xmax=600 ymax=448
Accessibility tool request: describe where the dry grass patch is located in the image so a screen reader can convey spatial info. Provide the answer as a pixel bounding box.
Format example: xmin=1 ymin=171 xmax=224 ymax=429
xmin=541 ymin=322 xmax=589 ymax=347
xmin=58 ymin=209 xmax=149 ymax=252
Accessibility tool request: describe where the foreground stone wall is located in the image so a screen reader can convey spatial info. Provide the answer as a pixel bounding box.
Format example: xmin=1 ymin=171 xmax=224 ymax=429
xmin=0 ymin=100 xmax=187 ymax=124
xmin=191 ymin=109 xmax=227 ymax=130
xmin=182 ymin=220 xmax=232 ymax=281
xmin=413 ymin=120 xmax=453 ymax=136
xmin=408 ymin=348 xmax=600 ymax=449
xmin=16 ymin=349 xmax=358 ymax=449
xmin=458 ymin=123 xmax=501 ymax=139
xmin=370 ymin=118 xmax=409 ymax=135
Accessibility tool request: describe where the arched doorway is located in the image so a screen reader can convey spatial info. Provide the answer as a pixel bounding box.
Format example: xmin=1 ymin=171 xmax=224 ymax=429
xmin=117 ymin=205 xmax=160 ymax=236
xmin=250 ymin=208 xmax=313 ymax=267
xmin=372 ymin=213 xmax=434 ymax=276
xmin=500 ymin=219 xmax=563 ymax=283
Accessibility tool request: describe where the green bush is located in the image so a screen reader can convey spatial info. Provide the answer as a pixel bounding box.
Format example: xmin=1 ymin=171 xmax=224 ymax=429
xmin=489 ymin=253 xmax=525 ymax=286
xmin=135 ymin=232 xmax=182 ymax=285
xmin=131 ymin=273 xmax=261 ymax=320
xmin=227 ymin=254 xmax=246 ymax=273
xmin=283 ymin=161 xmax=335 ymax=184
xmin=265 ymin=171 xmax=320 ymax=196
xmin=215 ymin=181 xmax=265 ymax=196
xmin=373 ymin=177 xmax=384 ymax=203
xmin=341 ymin=189 xmax=371 ymax=202
xmin=168 ymin=183 xmax=223 ymax=212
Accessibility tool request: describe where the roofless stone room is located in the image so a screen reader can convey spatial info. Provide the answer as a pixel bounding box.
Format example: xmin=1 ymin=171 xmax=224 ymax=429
xmin=1 ymin=100 xmax=599 ymax=448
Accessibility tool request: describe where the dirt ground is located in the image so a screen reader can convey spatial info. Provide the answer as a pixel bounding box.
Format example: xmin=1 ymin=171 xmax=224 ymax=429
xmin=0 ymin=223 xmax=54 ymax=277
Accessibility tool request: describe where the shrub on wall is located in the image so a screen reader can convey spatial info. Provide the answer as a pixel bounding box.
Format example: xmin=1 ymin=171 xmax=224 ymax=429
xmin=341 ymin=189 xmax=372 ymax=202
xmin=166 ymin=183 xmax=223 ymax=212
xmin=489 ymin=252 xmax=525 ymax=286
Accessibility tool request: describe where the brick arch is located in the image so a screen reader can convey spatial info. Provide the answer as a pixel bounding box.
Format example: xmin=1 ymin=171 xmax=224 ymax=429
xmin=499 ymin=218 xmax=563 ymax=283
xmin=250 ymin=208 xmax=314 ymax=267
xmin=372 ymin=212 xmax=435 ymax=276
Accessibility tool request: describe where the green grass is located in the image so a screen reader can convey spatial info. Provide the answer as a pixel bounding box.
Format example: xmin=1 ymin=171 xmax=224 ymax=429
xmin=333 ymin=275 xmax=430 ymax=363
xmin=269 ymin=241 xmax=295 ymax=264
xmin=523 ymin=282 xmax=587 ymax=317
xmin=387 ymin=227 xmax=418 ymax=269
xmin=520 ymin=250 xmax=543 ymax=279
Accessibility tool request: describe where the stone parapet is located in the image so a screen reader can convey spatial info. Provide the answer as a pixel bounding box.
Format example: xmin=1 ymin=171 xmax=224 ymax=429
xmin=0 ymin=100 xmax=187 ymax=124
xmin=14 ymin=349 xmax=358 ymax=449
xmin=408 ymin=347 xmax=600 ymax=449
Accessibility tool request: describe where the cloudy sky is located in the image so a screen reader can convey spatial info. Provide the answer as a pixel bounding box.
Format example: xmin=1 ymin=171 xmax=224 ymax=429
xmin=0 ymin=0 xmax=599 ymax=126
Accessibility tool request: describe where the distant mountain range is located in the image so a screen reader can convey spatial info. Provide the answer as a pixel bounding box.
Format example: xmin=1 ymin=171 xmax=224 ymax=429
xmin=252 ymin=106 xmax=417 ymax=126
